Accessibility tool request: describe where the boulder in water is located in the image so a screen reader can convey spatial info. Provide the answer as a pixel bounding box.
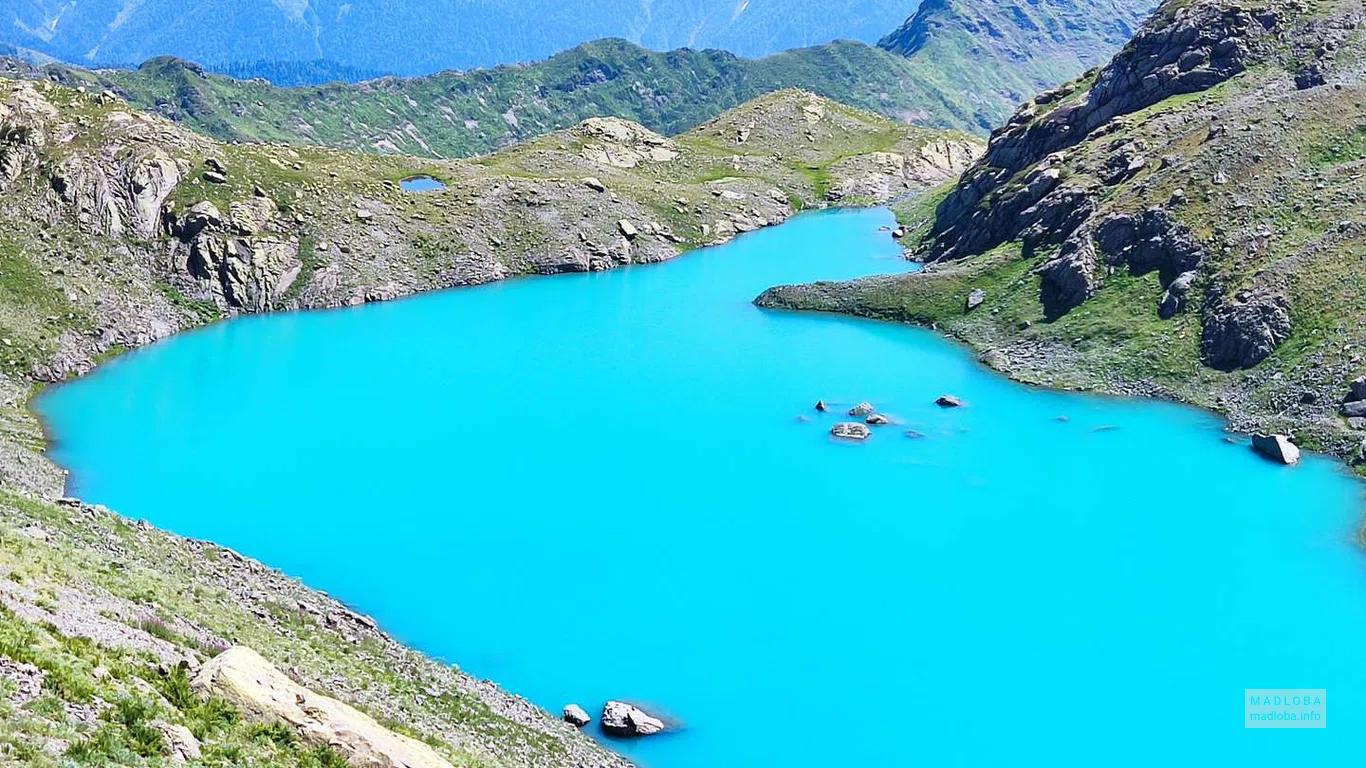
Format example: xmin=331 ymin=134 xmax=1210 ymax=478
xmin=831 ymin=423 xmax=872 ymax=440
xmin=866 ymin=414 xmax=891 ymax=425
xmin=815 ymin=400 xmax=827 ymax=412
xmin=601 ymin=701 xmax=665 ymax=737
xmin=936 ymin=395 xmax=964 ymax=408
xmin=1251 ymin=434 xmax=1301 ymax=465
xmin=849 ymin=402 xmax=875 ymax=417
xmin=563 ymin=704 xmax=591 ymax=727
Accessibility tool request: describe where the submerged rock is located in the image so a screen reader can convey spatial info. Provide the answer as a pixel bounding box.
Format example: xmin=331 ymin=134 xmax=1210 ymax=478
xmin=1251 ymin=434 xmax=1301 ymax=465
xmin=831 ymin=423 xmax=872 ymax=440
xmin=935 ymin=395 xmax=964 ymax=408
xmin=848 ymin=402 xmax=875 ymax=417
xmin=600 ymin=701 xmax=665 ymax=737
xmin=563 ymin=704 xmax=591 ymax=727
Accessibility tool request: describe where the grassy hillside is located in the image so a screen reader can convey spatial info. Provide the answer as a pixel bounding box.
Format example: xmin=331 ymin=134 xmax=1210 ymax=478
xmin=759 ymin=0 xmax=1366 ymax=473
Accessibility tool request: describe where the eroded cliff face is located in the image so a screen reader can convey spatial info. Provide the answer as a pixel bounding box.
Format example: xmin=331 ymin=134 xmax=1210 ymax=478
xmin=759 ymin=0 xmax=1366 ymax=468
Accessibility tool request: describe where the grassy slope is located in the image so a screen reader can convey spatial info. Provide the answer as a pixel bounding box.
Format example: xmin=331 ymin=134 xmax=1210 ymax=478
xmin=759 ymin=0 xmax=1366 ymax=473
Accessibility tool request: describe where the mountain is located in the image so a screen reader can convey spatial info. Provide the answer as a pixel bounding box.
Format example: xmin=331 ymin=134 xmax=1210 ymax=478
xmin=13 ymin=0 xmax=1160 ymax=161
xmin=758 ymin=0 xmax=1366 ymax=473
xmin=4 ymin=0 xmax=911 ymax=77
xmin=876 ymin=0 xmax=1157 ymax=128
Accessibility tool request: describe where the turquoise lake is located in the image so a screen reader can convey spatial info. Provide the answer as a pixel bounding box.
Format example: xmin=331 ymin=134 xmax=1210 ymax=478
xmin=39 ymin=208 xmax=1366 ymax=765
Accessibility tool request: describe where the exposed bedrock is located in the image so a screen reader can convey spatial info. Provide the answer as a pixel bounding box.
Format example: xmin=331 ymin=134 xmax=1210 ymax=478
xmin=1200 ymin=285 xmax=1292 ymax=371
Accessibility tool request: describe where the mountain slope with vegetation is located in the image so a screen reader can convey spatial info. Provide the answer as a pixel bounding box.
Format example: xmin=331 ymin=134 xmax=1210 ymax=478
xmin=877 ymin=0 xmax=1158 ymax=129
xmin=5 ymin=0 xmax=1160 ymax=159
xmin=0 ymin=77 xmax=981 ymax=763
xmin=759 ymin=0 xmax=1366 ymax=473
xmin=5 ymin=0 xmax=910 ymax=77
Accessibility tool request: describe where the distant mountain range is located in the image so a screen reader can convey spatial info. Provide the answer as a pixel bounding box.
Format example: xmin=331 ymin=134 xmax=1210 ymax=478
xmin=4 ymin=0 xmax=912 ymax=77
xmin=18 ymin=0 xmax=1155 ymax=158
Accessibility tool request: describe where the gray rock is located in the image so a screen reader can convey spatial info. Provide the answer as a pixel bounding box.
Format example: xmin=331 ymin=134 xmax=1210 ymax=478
xmin=1159 ymin=270 xmax=1199 ymax=319
xmin=617 ymin=219 xmax=638 ymax=239
xmin=151 ymin=720 xmax=202 ymax=764
xmin=563 ymin=704 xmax=591 ymax=727
xmin=1342 ymin=401 xmax=1366 ymax=418
xmin=1038 ymin=232 xmax=1097 ymax=320
xmin=936 ymin=395 xmax=964 ymax=408
xmin=205 ymin=157 xmax=227 ymax=175
xmin=203 ymin=170 xmax=228 ymax=185
xmin=1252 ymin=434 xmax=1301 ymax=465
xmin=814 ymin=400 xmax=827 ymax=412
xmin=1347 ymin=376 xmax=1366 ymax=402
xmin=601 ymin=701 xmax=665 ymax=737
xmin=966 ymin=289 xmax=986 ymax=311
xmin=1201 ymin=290 xmax=1292 ymax=370
xmin=866 ymin=414 xmax=891 ymax=425
xmin=831 ymin=423 xmax=872 ymax=440
xmin=582 ymin=177 xmax=606 ymax=192
xmin=848 ymin=402 xmax=875 ymax=417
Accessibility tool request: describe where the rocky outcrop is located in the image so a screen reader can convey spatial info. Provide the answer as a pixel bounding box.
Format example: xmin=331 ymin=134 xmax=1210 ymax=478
xmin=1252 ymin=434 xmax=1300 ymax=465
xmin=1095 ymin=209 xmax=1205 ymax=284
xmin=1038 ymin=232 xmax=1098 ymax=320
xmin=600 ymin=701 xmax=665 ymax=737
xmin=1200 ymin=288 xmax=1291 ymax=370
xmin=849 ymin=402 xmax=876 ymax=417
xmin=195 ymin=646 xmax=456 ymax=768
xmin=574 ymin=118 xmax=678 ymax=168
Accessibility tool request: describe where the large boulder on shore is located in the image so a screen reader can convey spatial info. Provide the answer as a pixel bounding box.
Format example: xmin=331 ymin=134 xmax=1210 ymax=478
xmin=1251 ymin=434 xmax=1301 ymax=465
xmin=600 ymin=701 xmax=665 ymax=737
xmin=1348 ymin=376 xmax=1366 ymax=403
xmin=194 ymin=646 xmax=454 ymax=768
xmin=563 ymin=704 xmax=591 ymax=727
xmin=1343 ymin=401 xmax=1366 ymax=418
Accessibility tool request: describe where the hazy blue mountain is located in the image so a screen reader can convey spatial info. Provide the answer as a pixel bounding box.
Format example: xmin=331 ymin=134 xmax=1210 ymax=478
xmin=4 ymin=0 xmax=913 ymax=78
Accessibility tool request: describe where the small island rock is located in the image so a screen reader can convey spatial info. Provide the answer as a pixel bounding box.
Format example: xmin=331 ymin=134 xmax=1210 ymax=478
xmin=831 ymin=423 xmax=872 ymax=440
xmin=936 ymin=395 xmax=964 ymax=408
xmin=1252 ymin=434 xmax=1301 ymax=465
xmin=849 ymin=402 xmax=875 ymax=417
xmin=563 ymin=704 xmax=591 ymax=727
xmin=815 ymin=400 xmax=827 ymax=412
xmin=601 ymin=701 xmax=665 ymax=737
xmin=866 ymin=414 xmax=891 ymax=425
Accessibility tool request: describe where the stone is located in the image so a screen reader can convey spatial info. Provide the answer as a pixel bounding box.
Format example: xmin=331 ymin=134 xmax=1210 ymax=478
xmin=563 ymin=704 xmax=591 ymax=727
xmin=936 ymin=395 xmax=964 ymax=408
xmin=865 ymin=414 xmax=891 ymax=425
xmin=1342 ymin=401 xmax=1366 ymax=418
xmin=1037 ymin=232 xmax=1097 ymax=320
xmin=814 ymin=400 xmax=827 ymax=412
xmin=848 ymin=402 xmax=875 ymax=417
xmin=1251 ymin=434 xmax=1301 ymax=465
xmin=180 ymin=201 xmax=221 ymax=239
xmin=1201 ymin=290 xmax=1292 ymax=370
xmin=1159 ymin=270 xmax=1199 ymax=319
xmin=831 ymin=423 xmax=872 ymax=440
xmin=205 ymin=157 xmax=227 ymax=175
xmin=966 ymin=289 xmax=986 ymax=311
xmin=1347 ymin=376 xmax=1366 ymax=403
xmin=582 ymin=177 xmax=606 ymax=192
xmin=195 ymin=646 xmax=455 ymax=768
xmin=617 ymin=219 xmax=638 ymax=239
xmin=151 ymin=721 xmax=202 ymax=764
xmin=203 ymin=170 xmax=228 ymax=184
xmin=600 ymin=701 xmax=665 ymax=737
xmin=356 ymin=209 xmax=374 ymax=220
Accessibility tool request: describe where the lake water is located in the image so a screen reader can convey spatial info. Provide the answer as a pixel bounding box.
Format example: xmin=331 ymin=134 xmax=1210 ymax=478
xmin=400 ymin=175 xmax=446 ymax=192
xmin=39 ymin=208 xmax=1366 ymax=765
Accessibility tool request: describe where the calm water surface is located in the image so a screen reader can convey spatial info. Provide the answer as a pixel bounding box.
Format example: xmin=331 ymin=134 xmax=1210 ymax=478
xmin=399 ymin=175 xmax=446 ymax=192
xmin=40 ymin=209 xmax=1366 ymax=765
